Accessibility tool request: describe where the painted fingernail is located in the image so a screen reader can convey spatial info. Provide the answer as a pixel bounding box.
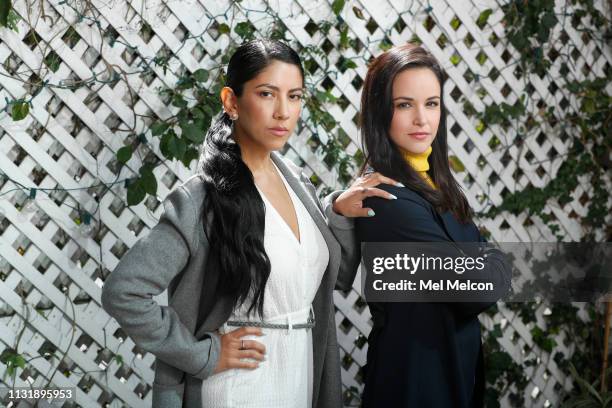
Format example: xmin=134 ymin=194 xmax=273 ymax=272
xmin=389 ymin=194 xmax=397 ymax=200
xmin=396 ymin=182 xmax=405 ymax=187
xmin=368 ymin=209 xmax=375 ymax=217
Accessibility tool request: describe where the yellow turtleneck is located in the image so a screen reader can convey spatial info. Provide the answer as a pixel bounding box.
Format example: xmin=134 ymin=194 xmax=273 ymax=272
xmin=401 ymin=145 xmax=437 ymax=189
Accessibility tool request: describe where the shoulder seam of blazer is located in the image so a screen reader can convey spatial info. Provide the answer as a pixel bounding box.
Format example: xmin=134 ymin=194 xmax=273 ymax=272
xmin=394 ymin=186 xmax=431 ymax=206
xmin=370 ymin=185 xmax=433 ymax=212
xmin=276 ymin=152 xmax=355 ymax=231
xmin=174 ymin=183 xmax=198 ymax=255
xmin=276 ymin=154 xmax=326 ymax=215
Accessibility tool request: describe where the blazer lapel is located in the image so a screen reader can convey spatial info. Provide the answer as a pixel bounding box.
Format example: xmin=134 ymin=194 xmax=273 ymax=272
xmin=437 ymin=211 xmax=461 ymax=242
xmin=399 ymin=188 xmax=464 ymax=242
xmin=271 ymin=153 xmax=326 ymax=224
xmin=270 ymin=152 xmax=341 ymax=282
xmin=271 ymin=152 xmax=342 ymax=407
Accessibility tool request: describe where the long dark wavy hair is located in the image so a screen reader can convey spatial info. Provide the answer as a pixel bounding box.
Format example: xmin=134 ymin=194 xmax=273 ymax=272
xmin=360 ymin=43 xmax=473 ymax=223
xmin=196 ymin=39 xmax=304 ymax=318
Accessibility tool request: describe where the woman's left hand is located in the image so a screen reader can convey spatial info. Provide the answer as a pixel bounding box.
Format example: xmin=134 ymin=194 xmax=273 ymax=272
xmin=332 ymin=172 xmax=402 ymax=218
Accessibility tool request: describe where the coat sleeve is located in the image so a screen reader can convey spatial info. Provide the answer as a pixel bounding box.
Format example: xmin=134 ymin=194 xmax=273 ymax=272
xmin=100 ymin=184 xmax=220 ymax=381
xmin=297 ymin=172 xmax=360 ymax=292
xmin=357 ymin=192 xmax=512 ymax=319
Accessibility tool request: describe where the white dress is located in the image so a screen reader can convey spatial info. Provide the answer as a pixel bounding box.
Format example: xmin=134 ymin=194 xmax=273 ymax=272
xmin=201 ymin=161 xmax=330 ymax=408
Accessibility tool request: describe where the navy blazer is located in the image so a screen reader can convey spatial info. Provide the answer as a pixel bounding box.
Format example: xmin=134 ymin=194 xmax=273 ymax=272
xmin=355 ymin=183 xmax=511 ymax=408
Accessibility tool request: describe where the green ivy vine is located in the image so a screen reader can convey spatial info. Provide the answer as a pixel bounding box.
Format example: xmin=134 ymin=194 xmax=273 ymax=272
xmin=473 ymin=0 xmax=611 ymax=243
xmin=472 ymin=1 xmax=611 ymax=406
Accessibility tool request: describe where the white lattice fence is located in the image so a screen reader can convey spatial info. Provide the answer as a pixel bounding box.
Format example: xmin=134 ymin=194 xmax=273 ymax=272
xmin=0 ymin=0 xmax=609 ymax=407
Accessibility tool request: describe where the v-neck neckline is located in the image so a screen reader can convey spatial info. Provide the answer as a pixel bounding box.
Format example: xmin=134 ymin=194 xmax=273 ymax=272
xmin=256 ymin=160 xmax=302 ymax=246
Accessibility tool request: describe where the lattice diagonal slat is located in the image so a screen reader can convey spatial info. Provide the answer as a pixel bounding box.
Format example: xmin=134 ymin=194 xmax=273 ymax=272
xmin=0 ymin=0 xmax=609 ymax=407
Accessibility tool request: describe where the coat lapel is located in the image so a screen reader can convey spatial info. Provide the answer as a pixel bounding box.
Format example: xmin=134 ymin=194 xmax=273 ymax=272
xmin=271 ymin=153 xmax=325 ymax=225
xmin=270 ymin=152 xmax=341 ymax=284
xmin=437 ymin=210 xmax=480 ymax=242
xmin=271 ymin=151 xmax=342 ymax=407
xmin=437 ymin=211 xmax=462 ymax=242
xmin=399 ymin=187 xmax=465 ymax=242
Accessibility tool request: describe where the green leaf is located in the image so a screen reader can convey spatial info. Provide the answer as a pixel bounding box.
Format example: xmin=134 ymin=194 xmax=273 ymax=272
xmin=530 ymin=326 xmax=556 ymax=353
xmin=114 ymin=354 xmax=124 ymax=366
xmin=150 ymin=122 xmax=169 ymax=136
xmin=218 ymin=23 xmax=230 ymax=34
xmin=491 ymin=323 xmax=503 ymax=338
xmin=202 ymin=103 xmax=216 ymax=117
xmin=193 ymin=68 xmax=209 ymax=83
xmin=175 ymin=76 xmax=194 ymax=91
xmin=181 ymin=148 xmax=200 ymax=168
xmin=172 ymin=94 xmax=188 ymax=108
xmin=582 ymin=98 xmax=595 ymax=113
xmin=477 ymin=51 xmax=487 ymax=65
xmin=537 ymin=24 xmax=550 ymax=43
xmin=488 ymin=135 xmax=500 ymax=149
xmin=139 ymin=165 xmax=157 ymax=195
xmin=316 ymin=90 xmax=338 ymax=104
xmin=450 ymin=54 xmax=461 ymax=66
xmin=352 ymin=6 xmax=364 ymax=20
xmin=116 ymin=145 xmax=132 ymax=164
xmin=486 ymin=350 xmax=512 ymax=380
xmin=44 ymin=51 xmax=61 ymax=72
xmin=168 ymin=136 xmax=187 ymax=160
xmin=192 ymin=106 xmax=206 ymax=121
xmin=159 ymin=131 xmax=175 ymax=158
xmin=177 ymin=108 xmax=189 ymax=124
xmin=11 ymin=101 xmax=29 ymax=121
xmin=181 ymin=121 xmax=204 ymax=143
xmin=3 ymin=8 xmax=18 ymax=31
xmin=234 ymin=21 xmax=255 ymax=39
xmin=476 ymin=8 xmax=493 ymax=29
xmin=0 ymin=348 xmax=13 ymax=364
xmin=541 ymin=12 xmax=557 ymax=29
xmin=331 ymin=0 xmax=345 ymax=15
xmin=509 ymin=32 xmax=528 ymax=50
xmin=342 ymin=59 xmax=357 ymax=70
xmin=339 ymin=25 xmax=349 ymax=49
xmin=14 ymin=355 xmax=25 ymax=369
xmin=0 ymin=0 xmax=11 ymax=27
xmin=126 ymin=180 xmax=146 ymax=206
xmin=450 ymin=16 xmax=461 ymax=30
xmin=449 ymin=155 xmax=465 ymax=172
xmin=475 ymin=120 xmax=485 ymax=133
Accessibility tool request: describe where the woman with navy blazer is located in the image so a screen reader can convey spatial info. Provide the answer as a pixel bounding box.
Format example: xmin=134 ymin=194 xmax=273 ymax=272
xmin=353 ymin=43 xmax=512 ymax=407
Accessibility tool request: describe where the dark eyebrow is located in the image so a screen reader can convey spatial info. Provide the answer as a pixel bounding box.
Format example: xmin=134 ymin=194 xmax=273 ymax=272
xmin=392 ymin=96 xmax=441 ymax=101
xmin=255 ymin=83 xmax=305 ymax=93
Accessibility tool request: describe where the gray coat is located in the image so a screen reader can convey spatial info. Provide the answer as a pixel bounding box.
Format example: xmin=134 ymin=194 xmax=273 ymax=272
xmin=101 ymin=151 xmax=360 ymax=408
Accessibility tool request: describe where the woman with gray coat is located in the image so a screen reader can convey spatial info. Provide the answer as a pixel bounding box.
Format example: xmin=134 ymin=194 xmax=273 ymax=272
xmin=100 ymin=39 xmax=399 ymax=408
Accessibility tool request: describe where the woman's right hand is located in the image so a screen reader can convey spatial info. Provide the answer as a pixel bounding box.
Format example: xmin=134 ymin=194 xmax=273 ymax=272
xmin=213 ymin=327 xmax=267 ymax=374
xmin=331 ymin=171 xmax=401 ymax=217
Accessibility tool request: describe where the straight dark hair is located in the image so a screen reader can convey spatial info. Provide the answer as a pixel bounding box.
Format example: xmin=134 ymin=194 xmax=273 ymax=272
xmin=197 ymin=39 xmax=304 ymax=318
xmin=360 ymin=43 xmax=473 ymax=223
